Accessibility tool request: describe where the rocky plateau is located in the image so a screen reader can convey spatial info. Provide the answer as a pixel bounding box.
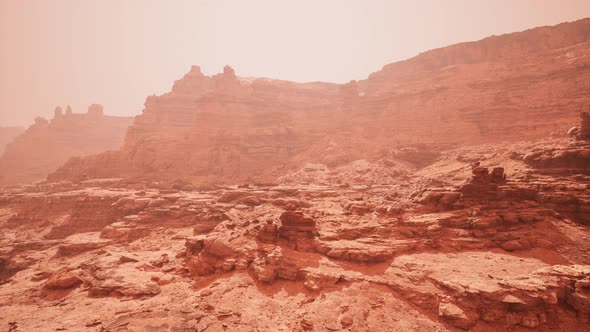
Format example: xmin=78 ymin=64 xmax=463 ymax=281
xmin=0 ymin=105 xmax=132 ymax=187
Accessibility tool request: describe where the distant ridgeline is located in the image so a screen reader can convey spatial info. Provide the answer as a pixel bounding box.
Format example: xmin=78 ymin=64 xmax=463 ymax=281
xmin=37 ymin=18 xmax=590 ymax=183
xmin=0 ymin=126 xmax=25 ymax=156
xmin=0 ymin=104 xmax=133 ymax=186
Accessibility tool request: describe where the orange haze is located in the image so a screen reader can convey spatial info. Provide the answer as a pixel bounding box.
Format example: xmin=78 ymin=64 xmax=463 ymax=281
xmin=1 ymin=0 xmax=590 ymax=126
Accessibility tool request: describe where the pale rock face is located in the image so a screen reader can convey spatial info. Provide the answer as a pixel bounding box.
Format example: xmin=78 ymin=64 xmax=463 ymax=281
xmin=0 ymin=126 xmax=24 ymax=155
xmin=48 ymin=18 xmax=590 ymax=185
xmin=581 ymin=111 xmax=590 ymax=139
xmin=87 ymin=104 xmax=104 ymax=117
xmin=0 ymin=105 xmax=132 ymax=187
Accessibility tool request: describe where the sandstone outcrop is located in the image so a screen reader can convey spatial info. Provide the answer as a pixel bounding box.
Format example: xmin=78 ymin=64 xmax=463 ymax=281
xmin=48 ymin=18 xmax=590 ymax=184
xmin=42 ymin=268 xmax=83 ymax=290
xmin=524 ymin=112 xmax=590 ymax=175
xmin=0 ymin=105 xmax=132 ymax=187
xmin=48 ymin=65 xmax=342 ymax=183
xmin=580 ymin=111 xmax=590 ymax=139
xmin=0 ymin=126 xmax=24 ymax=155
xmin=524 ymin=144 xmax=590 ymax=172
xmin=278 ymin=211 xmax=318 ymax=242
xmin=2 ymin=137 xmax=590 ymax=330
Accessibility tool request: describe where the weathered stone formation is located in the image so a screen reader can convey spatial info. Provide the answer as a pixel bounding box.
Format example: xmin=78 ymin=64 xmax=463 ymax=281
xmin=0 ymin=105 xmax=133 ymax=187
xmin=581 ymin=111 xmax=590 ymax=139
xmin=2 ymin=137 xmax=590 ymax=330
xmin=45 ymin=19 xmax=590 ymax=184
xmin=520 ymin=116 xmax=590 ymax=223
xmin=279 ymin=212 xmax=317 ymax=239
xmin=277 ymin=212 xmax=318 ymax=253
xmin=469 ymin=162 xmax=506 ymax=185
xmin=53 ymin=106 xmax=63 ymax=118
xmin=417 ymin=190 xmax=461 ymax=211
xmin=338 ymin=80 xmax=360 ymax=112
xmin=50 ymin=65 xmax=342 ymax=183
xmin=256 ymin=220 xmax=279 ymax=243
xmin=361 ymin=18 xmax=590 ymax=144
xmin=87 ymin=104 xmax=104 ymax=117
xmin=392 ymin=145 xmax=441 ymax=168
xmin=570 ymin=111 xmax=590 ymax=139
xmin=524 ymin=111 xmax=590 ymax=173
xmin=525 ymin=112 xmax=590 ymax=176
xmin=524 ymin=145 xmax=590 ymax=173
xmin=0 ymin=126 xmax=24 ymax=155
xmin=459 ymin=163 xmax=509 ymax=201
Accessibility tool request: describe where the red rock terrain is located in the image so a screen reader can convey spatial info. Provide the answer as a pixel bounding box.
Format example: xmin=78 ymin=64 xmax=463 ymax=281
xmin=0 ymin=105 xmax=133 ymax=187
xmin=0 ymin=126 xmax=24 ymax=156
xmin=1 ymin=19 xmax=590 ymax=332
xmin=49 ymin=18 xmax=590 ymax=184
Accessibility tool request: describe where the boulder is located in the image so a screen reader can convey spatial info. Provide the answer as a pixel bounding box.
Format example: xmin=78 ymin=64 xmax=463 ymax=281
xmin=279 ymin=211 xmax=318 ymax=240
xmin=438 ymin=301 xmax=476 ymax=330
xmin=43 ymin=269 xmax=83 ymax=289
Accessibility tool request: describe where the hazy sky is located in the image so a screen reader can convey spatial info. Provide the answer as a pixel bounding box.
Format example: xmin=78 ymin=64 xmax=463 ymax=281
xmin=1 ymin=0 xmax=590 ymax=126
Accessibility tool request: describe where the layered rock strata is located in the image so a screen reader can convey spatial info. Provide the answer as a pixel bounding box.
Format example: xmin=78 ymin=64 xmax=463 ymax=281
xmin=49 ymin=18 xmax=590 ymax=184
xmin=0 ymin=105 xmax=132 ymax=187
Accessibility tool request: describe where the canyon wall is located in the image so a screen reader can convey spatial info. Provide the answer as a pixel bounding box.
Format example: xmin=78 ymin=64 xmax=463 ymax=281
xmin=0 ymin=127 xmax=24 ymax=155
xmin=0 ymin=105 xmax=133 ymax=186
xmin=49 ymin=66 xmax=345 ymax=182
xmin=360 ymin=18 xmax=590 ymax=143
xmin=49 ymin=18 xmax=590 ymax=183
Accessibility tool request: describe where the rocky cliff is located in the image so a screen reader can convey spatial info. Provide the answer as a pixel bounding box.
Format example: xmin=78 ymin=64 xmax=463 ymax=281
xmin=361 ymin=18 xmax=590 ymax=143
xmin=49 ymin=66 xmax=343 ymax=182
xmin=0 ymin=126 xmax=24 ymax=155
xmin=0 ymin=105 xmax=133 ymax=186
xmin=49 ymin=18 xmax=590 ymax=184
